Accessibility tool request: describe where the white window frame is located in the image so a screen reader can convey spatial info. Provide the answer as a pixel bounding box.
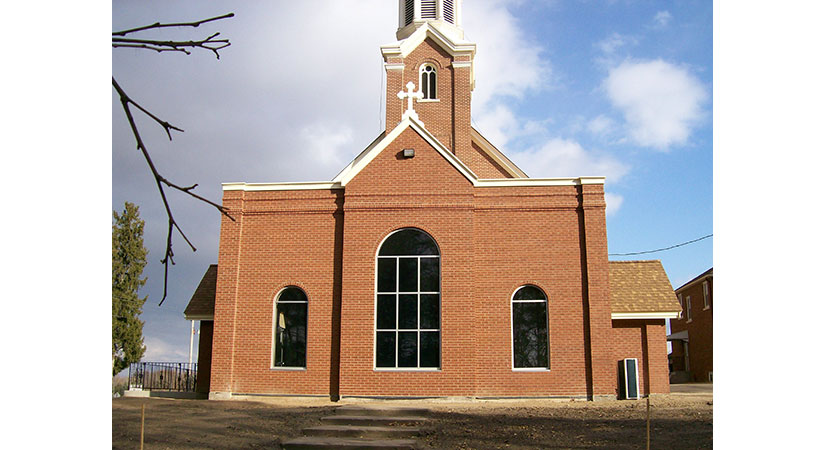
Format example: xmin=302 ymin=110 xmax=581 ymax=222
xmin=686 ymin=295 xmax=692 ymax=323
xmin=374 ymin=229 xmax=441 ymax=371
xmin=510 ymin=285 xmax=550 ymax=372
xmin=419 ymin=64 xmax=438 ymax=101
xmin=271 ymin=286 xmax=308 ymax=370
xmin=702 ymin=280 xmax=710 ymax=310
xmin=678 ymin=293 xmax=683 ymax=319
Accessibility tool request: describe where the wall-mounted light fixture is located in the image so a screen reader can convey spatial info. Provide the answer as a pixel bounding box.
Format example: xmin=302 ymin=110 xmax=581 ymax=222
xmin=403 ymin=148 xmax=415 ymax=158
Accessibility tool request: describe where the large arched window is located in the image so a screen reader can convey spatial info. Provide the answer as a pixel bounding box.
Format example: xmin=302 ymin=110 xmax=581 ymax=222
xmin=511 ymin=285 xmax=549 ymax=369
xmin=375 ymin=228 xmax=440 ymax=369
xmin=420 ymin=64 xmax=437 ymax=100
xmin=273 ymin=287 xmax=308 ymax=368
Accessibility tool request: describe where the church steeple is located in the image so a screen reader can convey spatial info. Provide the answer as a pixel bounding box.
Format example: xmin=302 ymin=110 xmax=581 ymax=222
xmin=383 ymin=0 xmax=475 ymax=161
xmin=396 ymin=0 xmax=464 ymax=41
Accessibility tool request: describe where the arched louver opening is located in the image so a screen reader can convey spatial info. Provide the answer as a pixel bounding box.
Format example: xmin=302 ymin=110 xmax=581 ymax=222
xmin=405 ymin=0 xmax=415 ymax=26
xmin=420 ymin=65 xmax=437 ymax=100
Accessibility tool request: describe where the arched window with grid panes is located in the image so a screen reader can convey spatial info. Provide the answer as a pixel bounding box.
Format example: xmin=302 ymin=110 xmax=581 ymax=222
xmin=511 ymin=285 xmax=549 ymax=370
xmin=375 ymin=228 xmax=441 ymax=369
xmin=420 ymin=64 xmax=437 ymax=100
xmin=273 ymin=286 xmax=308 ymax=368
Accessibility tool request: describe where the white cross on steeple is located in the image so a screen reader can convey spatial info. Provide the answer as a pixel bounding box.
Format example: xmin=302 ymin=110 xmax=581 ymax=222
xmin=397 ymin=81 xmax=424 ymax=121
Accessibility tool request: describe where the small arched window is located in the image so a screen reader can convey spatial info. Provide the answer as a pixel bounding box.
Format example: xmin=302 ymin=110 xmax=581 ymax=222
xmin=420 ymin=64 xmax=437 ymax=100
xmin=376 ymin=228 xmax=440 ymax=369
xmin=273 ymin=286 xmax=308 ymax=368
xmin=511 ymin=285 xmax=549 ymax=369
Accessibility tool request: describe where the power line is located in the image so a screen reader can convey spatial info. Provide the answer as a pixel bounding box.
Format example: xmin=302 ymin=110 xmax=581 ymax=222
xmin=609 ymin=234 xmax=712 ymax=257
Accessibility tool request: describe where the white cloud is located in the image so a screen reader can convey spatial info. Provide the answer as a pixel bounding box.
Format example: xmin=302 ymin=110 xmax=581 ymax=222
xmin=596 ymin=32 xmax=636 ymax=55
xmin=587 ymin=114 xmax=618 ymax=137
xmin=604 ymin=192 xmax=624 ymax=216
xmin=510 ymin=138 xmax=630 ymax=182
xmin=143 ymin=337 xmax=190 ymax=362
xmin=299 ymin=123 xmax=355 ymax=168
xmin=603 ymin=59 xmax=708 ymax=150
xmin=653 ymin=11 xmax=672 ymax=29
xmin=464 ymin=0 xmax=550 ymax=115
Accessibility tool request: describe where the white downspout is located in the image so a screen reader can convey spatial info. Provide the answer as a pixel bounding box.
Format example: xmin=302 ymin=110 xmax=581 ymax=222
xmin=188 ymin=320 xmax=195 ymax=365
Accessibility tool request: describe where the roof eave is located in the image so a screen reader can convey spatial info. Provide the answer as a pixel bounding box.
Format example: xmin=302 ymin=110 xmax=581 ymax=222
xmin=611 ymin=311 xmax=681 ymax=320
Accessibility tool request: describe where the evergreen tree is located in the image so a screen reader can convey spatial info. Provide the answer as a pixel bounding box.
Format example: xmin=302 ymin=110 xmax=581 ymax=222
xmin=112 ymin=202 xmax=148 ymax=375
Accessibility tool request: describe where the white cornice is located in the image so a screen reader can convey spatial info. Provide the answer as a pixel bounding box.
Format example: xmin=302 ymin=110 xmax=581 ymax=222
xmin=611 ymin=311 xmax=681 ymax=320
xmin=476 ymin=177 xmax=605 ymax=187
xmin=225 ymin=123 xmax=605 ymax=192
xmin=381 ymin=22 xmax=476 ymax=59
xmin=222 ymin=182 xmax=342 ymax=191
xmin=384 ymin=63 xmax=405 ymax=71
xmin=183 ymin=314 xmax=214 ymax=321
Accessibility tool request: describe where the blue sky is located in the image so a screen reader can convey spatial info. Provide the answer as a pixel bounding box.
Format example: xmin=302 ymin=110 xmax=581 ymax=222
xmin=109 ymin=0 xmax=712 ymax=366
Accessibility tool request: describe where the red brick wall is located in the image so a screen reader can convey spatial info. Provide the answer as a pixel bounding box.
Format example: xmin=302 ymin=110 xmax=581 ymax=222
xmin=611 ymin=319 xmax=670 ymax=396
xmin=472 ymin=185 xmax=587 ymax=396
xmin=670 ymin=276 xmax=713 ymax=381
xmin=339 ymin=127 xmax=476 ymax=396
xmin=211 ymin=189 xmax=343 ymax=396
xmin=384 ymin=39 xmax=476 ymax=173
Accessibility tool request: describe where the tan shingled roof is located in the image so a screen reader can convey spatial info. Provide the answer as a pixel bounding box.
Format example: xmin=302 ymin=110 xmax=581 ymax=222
xmin=183 ymin=265 xmax=217 ymax=320
xmin=609 ymin=260 xmax=681 ymax=313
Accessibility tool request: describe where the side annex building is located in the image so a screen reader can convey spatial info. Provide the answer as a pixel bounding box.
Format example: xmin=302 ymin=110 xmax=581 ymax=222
xmin=184 ymin=0 xmax=682 ymax=401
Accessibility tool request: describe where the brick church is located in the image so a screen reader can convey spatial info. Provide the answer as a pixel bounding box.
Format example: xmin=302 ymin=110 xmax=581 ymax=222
xmin=184 ymin=0 xmax=682 ymax=401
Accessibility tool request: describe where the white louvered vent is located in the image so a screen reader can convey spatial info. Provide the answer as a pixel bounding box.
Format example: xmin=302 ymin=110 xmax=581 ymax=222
xmin=443 ymin=0 xmax=455 ymax=24
xmin=405 ymin=0 xmax=415 ymax=26
xmin=421 ymin=0 xmax=437 ymax=19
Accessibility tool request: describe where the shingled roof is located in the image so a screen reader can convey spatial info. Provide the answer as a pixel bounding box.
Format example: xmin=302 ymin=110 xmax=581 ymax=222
xmin=609 ymin=260 xmax=681 ymax=318
xmin=183 ymin=264 xmax=217 ymax=320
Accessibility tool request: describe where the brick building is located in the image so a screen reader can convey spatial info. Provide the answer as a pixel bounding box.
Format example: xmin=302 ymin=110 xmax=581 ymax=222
xmin=668 ymin=268 xmax=713 ymax=383
xmin=184 ymin=0 xmax=681 ymax=401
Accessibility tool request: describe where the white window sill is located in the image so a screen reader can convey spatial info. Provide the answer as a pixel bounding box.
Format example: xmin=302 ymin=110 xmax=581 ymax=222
xmin=703 ymin=306 xmax=710 ymax=310
xmin=419 ymin=98 xmax=440 ymax=103
xmin=513 ymin=368 xmax=550 ymax=372
xmin=373 ymin=368 xmax=441 ymax=372
xmin=270 ymin=366 xmax=307 ymax=371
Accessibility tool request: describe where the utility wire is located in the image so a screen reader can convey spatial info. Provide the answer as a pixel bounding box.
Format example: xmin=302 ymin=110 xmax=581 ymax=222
xmin=608 ymin=234 xmax=712 ymax=257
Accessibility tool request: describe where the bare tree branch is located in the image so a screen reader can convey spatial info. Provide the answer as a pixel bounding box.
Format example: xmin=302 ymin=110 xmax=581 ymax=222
xmin=112 ymin=32 xmax=231 ymax=59
xmin=112 ymin=12 xmax=235 ymax=305
xmin=112 ymin=13 xmax=235 ymax=37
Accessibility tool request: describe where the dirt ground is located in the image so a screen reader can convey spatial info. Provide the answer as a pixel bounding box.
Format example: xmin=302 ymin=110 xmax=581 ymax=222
xmin=112 ymin=394 xmax=712 ymax=449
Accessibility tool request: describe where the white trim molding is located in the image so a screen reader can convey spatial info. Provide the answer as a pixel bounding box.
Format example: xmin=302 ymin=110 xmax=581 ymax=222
xmin=611 ymin=311 xmax=681 ymax=320
xmin=223 ymin=119 xmax=605 ymax=193
xmin=223 ymin=181 xmax=342 ymax=191
xmin=183 ymin=314 xmax=214 ymax=321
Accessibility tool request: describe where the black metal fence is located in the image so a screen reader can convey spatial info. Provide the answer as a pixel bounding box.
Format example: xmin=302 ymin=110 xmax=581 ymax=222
xmin=128 ymin=362 xmax=198 ymax=392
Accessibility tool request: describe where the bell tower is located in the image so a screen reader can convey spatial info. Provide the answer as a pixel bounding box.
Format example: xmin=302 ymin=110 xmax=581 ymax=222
xmin=382 ymin=0 xmax=476 ymax=163
xmin=396 ymin=0 xmax=464 ymax=41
